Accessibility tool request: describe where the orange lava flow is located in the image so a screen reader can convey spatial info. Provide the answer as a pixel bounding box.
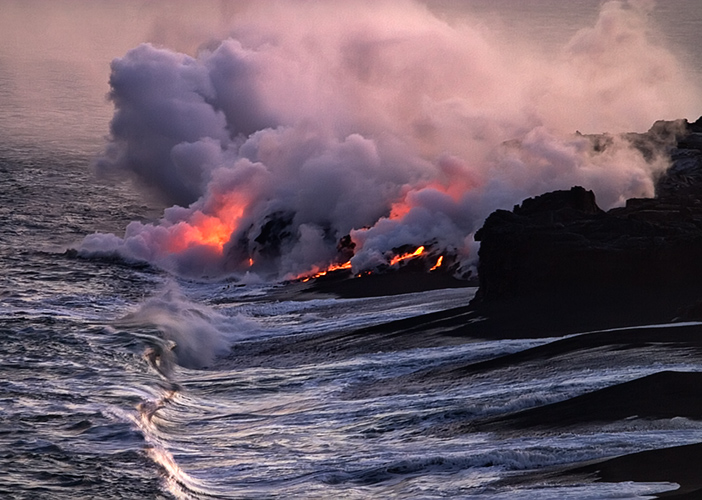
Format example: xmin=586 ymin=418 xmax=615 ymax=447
xmin=300 ymin=260 xmax=353 ymax=282
xmin=430 ymin=255 xmax=443 ymax=271
xmin=389 ymin=246 xmax=424 ymax=266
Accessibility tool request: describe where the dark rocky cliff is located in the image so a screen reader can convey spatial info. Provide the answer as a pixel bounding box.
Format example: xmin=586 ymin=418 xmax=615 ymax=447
xmin=473 ymin=117 xmax=702 ymax=324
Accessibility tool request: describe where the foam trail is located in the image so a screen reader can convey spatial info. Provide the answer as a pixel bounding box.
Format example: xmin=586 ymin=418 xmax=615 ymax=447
xmin=78 ymin=0 xmax=701 ymax=280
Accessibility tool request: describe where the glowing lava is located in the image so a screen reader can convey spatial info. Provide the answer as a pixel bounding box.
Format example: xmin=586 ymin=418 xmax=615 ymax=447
xmin=389 ymin=246 xmax=424 ymax=266
xmin=430 ymin=255 xmax=444 ymax=271
xmin=300 ymin=260 xmax=353 ymax=282
xmin=297 ymin=245 xmax=432 ymax=283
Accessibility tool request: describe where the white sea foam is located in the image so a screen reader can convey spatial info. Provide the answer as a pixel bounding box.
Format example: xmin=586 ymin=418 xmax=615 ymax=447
xmin=115 ymin=282 xmax=257 ymax=370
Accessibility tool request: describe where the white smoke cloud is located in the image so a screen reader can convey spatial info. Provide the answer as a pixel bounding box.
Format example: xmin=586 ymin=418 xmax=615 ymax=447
xmin=79 ymin=0 xmax=701 ymax=280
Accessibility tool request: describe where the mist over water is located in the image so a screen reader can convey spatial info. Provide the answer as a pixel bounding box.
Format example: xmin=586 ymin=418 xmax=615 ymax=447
xmin=62 ymin=0 xmax=700 ymax=280
xmin=2 ymin=1 xmax=700 ymax=280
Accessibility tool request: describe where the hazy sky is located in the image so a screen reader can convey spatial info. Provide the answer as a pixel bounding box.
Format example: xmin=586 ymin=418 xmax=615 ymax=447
xmin=1 ymin=0 xmax=700 ymax=155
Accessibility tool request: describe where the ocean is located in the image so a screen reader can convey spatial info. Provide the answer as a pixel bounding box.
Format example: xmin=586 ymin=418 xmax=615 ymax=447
xmin=2 ymin=1 xmax=702 ymax=498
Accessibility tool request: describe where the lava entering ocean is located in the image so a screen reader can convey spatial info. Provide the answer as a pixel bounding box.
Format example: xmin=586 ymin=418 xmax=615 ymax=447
xmin=300 ymin=261 xmax=353 ymax=282
xmin=77 ymin=0 xmax=701 ymax=282
xmin=389 ymin=246 xmax=425 ymax=267
xmin=297 ymin=244 xmax=446 ymax=283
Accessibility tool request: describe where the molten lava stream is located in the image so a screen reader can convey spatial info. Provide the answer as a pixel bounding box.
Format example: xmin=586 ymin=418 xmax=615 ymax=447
xmin=430 ymin=255 xmax=443 ymax=271
xmin=300 ymin=260 xmax=353 ymax=282
xmin=389 ymin=246 xmax=424 ymax=266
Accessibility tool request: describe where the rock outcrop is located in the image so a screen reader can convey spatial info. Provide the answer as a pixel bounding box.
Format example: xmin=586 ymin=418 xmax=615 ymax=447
xmin=473 ymin=118 xmax=702 ymax=323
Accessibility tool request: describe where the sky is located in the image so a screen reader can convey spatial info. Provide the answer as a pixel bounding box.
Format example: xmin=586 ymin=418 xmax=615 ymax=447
xmin=3 ymin=0 xmax=700 ymax=155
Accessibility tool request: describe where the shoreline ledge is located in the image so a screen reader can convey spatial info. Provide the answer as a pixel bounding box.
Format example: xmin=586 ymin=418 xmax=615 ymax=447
xmin=294 ymin=117 xmax=702 ymax=498
xmin=224 ymin=119 xmax=702 ymax=498
xmin=431 ymin=116 xmax=702 ymax=499
xmin=300 ymin=116 xmax=702 ymax=339
xmin=468 ymin=116 xmax=702 ymax=337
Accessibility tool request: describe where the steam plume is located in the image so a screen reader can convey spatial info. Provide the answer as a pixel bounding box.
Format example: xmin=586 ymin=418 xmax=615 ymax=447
xmin=79 ymin=0 xmax=701 ymax=280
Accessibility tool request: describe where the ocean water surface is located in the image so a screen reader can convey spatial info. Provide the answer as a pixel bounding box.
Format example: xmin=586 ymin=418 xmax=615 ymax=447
xmin=2 ymin=1 xmax=702 ymax=498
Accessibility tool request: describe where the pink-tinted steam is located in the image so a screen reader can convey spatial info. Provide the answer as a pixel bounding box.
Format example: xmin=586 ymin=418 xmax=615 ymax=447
xmin=79 ymin=0 xmax=701 ymax=279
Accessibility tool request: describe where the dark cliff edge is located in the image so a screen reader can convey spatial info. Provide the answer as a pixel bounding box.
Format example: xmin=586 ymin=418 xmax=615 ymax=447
xmin=468 ymin=117 xmax=702 ymax=336
xmin=462 ymin=118 xmax=702 ymax=497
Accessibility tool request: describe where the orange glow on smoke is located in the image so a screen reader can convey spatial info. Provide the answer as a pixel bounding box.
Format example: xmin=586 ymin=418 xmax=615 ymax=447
xmin=166 ymin=195 xmax=248 ymax=254
xmin=168 ymin=214 xmax=233 ymax=253
xmin=388 ymin=167 xmax=481 ymax=222
xmin=192 ymin=215 xmax=232 ymax=249
xmin=388 ymin=185 xmax=447 ymax=221
xmin=389 ymin=199 xmax=412 ymax=220
xmin=430 ymin=255 xmax=443 ymax=271
xmin=389 ymin=245 xmax=424 ymax=266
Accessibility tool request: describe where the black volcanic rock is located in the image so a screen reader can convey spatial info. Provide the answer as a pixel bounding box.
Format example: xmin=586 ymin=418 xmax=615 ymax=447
xmin=479 ymin=371 xmax=702 ymax=430
xmin=472 ymin=118 xmax=702 ymax=326
xmin=514 ymin=185 xmax=604 ymax=219
xmin=253 ymin=211 xmax=295 ymax=258
xmin=473 ymin=186 xmax=608 ymax=302
xmin=297 ymin=118 xmax=702 ymax=337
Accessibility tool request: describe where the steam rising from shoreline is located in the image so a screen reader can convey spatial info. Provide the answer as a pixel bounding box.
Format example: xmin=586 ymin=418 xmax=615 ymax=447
xmin=79 ymin=0 xmax=701 ymax=279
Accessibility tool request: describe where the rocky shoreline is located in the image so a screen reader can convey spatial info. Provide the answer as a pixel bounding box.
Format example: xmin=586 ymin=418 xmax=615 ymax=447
xmin=225 ymin=118 xmax=702 ymax=498
xmin=473 ymin=117 xmax=702 ymax=323
xmin=297 ymin=117 xmax=702 ymax=337
xmin=294 ymin=118 xmax=702 ymax=498
xmin=432 ymin=117 xmax=702 ymax=498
